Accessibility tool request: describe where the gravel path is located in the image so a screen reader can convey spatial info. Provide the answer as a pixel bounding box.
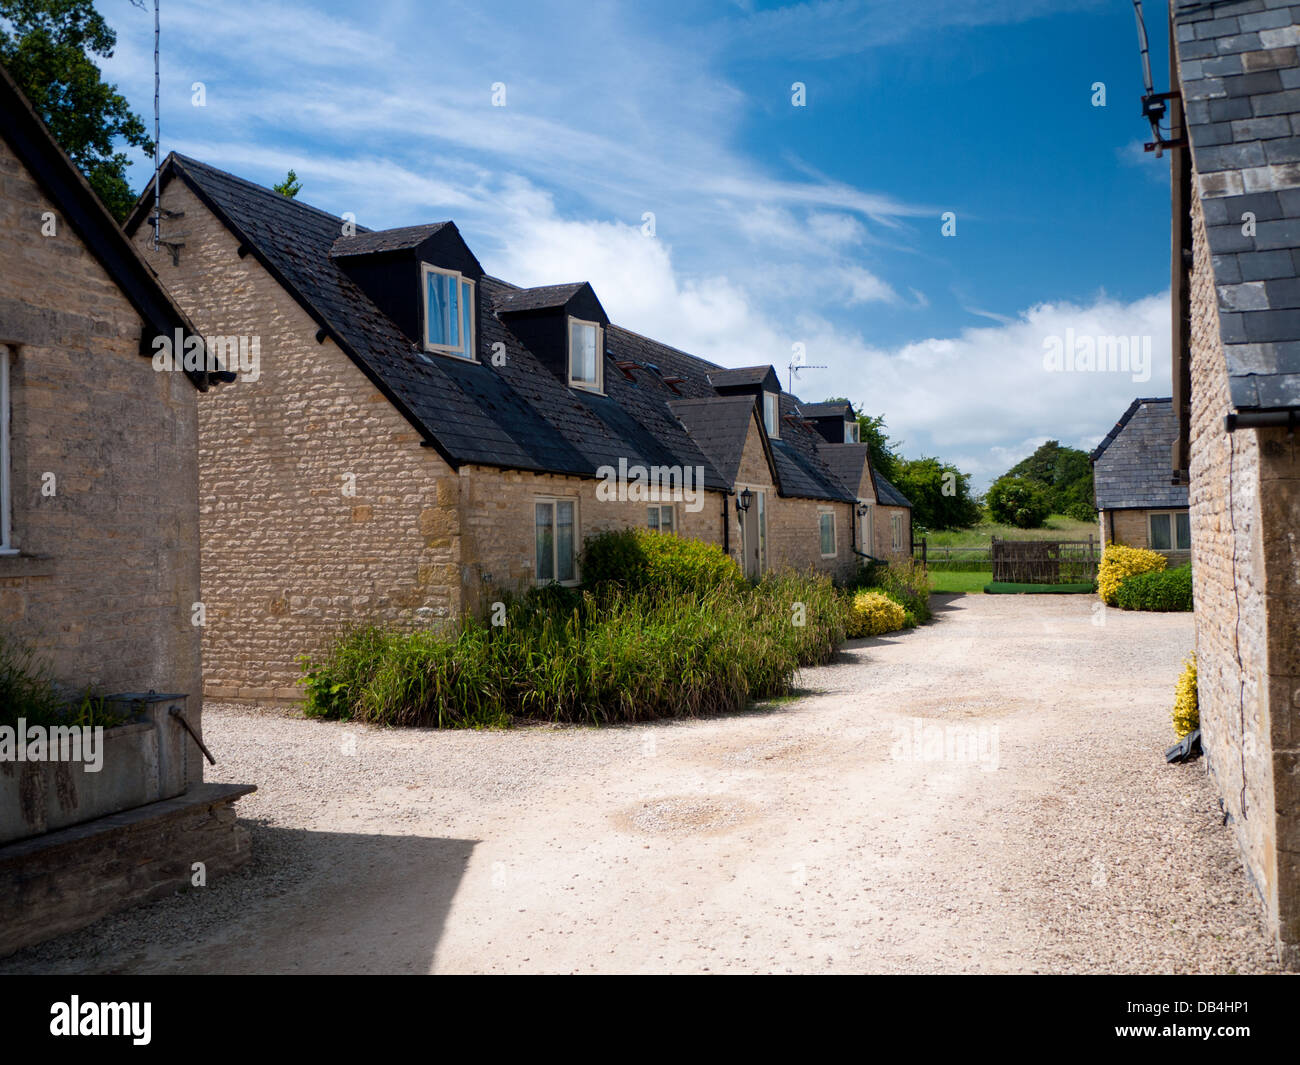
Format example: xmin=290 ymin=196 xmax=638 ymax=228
xmin=1 ymin=593 xmax=1282 ymax=974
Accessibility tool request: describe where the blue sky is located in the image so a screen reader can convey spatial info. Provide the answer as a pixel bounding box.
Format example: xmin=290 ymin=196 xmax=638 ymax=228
xmin=99 ymin=0 xmax=1176 ymax=487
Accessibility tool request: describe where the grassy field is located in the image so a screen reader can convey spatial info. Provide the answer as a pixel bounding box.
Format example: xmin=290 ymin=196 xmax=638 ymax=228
xmin=923 ymin=515 xmax=1097 ymax=552
xmin=928 ymin=569 xmax=993 ymax=594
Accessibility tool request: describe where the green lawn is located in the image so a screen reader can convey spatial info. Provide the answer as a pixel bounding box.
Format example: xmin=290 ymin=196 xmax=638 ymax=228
xmin=928 ymin=569 xmax=993 ymax=594
xmin=923 ymin=514 xmax=1098 ymax=551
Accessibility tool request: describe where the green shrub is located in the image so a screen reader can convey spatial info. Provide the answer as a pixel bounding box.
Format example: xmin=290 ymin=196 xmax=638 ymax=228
xmin=1115 ymin=564 xmax=1193 ymax=612
xmin=845 ymin=591 xmax=908 ymax=637
xmin=1098 ymin=543 xmax=1167 ymax=606
xmin=0 ymin=631 xmax=62 ymax=727
xmin=871 ymin=559 xmax=932 ymax=624
xmin=579 ymin=528 xmax=745 ymax=597
xmin=299 ymin=570 xmax=850 ymax=728
xmin=986 ymin=476 xmax=1052 ymax=529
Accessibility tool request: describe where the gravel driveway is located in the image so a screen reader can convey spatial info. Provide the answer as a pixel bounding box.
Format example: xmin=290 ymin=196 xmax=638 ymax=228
xmin=1 ymin=593 xmax=1282 ymax=974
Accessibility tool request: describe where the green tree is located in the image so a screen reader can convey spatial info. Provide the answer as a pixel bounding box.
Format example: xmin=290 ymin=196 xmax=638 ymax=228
xmin=273 ymin=169 xmax=302 ymax=198
xmin=986 ymin=476 xmax=1052 ymax=529
xmin=893 ymin=456 xmax=982 ymax=531
xmin=1004 ymin=439 xmax=1095 ymax=521
xmin=0 ymin=0 xmax=153 ymax=221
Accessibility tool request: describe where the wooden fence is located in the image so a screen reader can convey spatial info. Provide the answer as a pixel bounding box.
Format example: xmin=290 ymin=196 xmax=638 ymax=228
xmin=990 ymin=537 xmax=1100 ymax=584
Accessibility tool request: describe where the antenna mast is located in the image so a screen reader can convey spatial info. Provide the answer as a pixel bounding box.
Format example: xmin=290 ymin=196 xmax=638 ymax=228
xmin=152 ymin=0 xmax=160 ymax=250
xmin=787 ymin=360 xmax=828 ymax=394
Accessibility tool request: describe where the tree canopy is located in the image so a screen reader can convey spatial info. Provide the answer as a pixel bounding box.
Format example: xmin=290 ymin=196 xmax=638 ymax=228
xmin=1 ymin=0 xmax=153 ymax=221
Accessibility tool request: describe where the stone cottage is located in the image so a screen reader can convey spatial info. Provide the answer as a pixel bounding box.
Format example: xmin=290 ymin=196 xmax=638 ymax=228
xmin=800 ymin=401 xmax=914 ymax=559
xmin=1168 ymin=0 xmax=1300 ymax=968
xmin=1091 ymin=397 xmax=1191 ymax=563
xmin=0 ymin=65 xmax=252 ymax=955
xmin=124 ymin=155 xmax=897 ymax=704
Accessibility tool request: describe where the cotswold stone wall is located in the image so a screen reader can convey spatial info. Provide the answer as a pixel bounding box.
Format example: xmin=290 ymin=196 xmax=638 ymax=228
xmin=131 ymin=179 xmax=461 ymax=704
xmin=873 ymin=506 xmax=910 ymax=560
xmin=0 ymin=136 xmax=202 ymax=726
xmin=1187 ymin=174 xmax=1299 ymax=966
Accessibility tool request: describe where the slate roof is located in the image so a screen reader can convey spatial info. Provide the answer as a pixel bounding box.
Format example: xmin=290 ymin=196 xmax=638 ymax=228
xmin=798 ymin=402 xmax=852 ymax=420
xmin=816 ymin=443 xmax=871 ymax=499
xmin=330 ymin=223 xmax=448 ymax=257
xmin=708 ymin=366 xmax=781 ymax=390
xmin=132 ymin=154 xmax=855 ymax=503
xmin=1174 ymin=0 xmax=1300 ymax=410
xmin=666 ymin=396 xmax=762 ymax=484
xmin=493 ymin=283 xmax=590 ymax=314
xmin=1091 ymin=398 xmax=1190 ymax=510
xmin=872 ymin=471 xmax=912 ymax=509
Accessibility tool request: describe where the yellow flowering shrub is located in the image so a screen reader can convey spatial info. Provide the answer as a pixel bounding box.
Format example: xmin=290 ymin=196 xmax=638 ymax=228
xmin=1098 ymin=542 xmax=1167 ymax=606
xmin=846 ymin=591 xmax=907 ymax=637
xmin=1172 ymin=653 xmax=1198 ymax=739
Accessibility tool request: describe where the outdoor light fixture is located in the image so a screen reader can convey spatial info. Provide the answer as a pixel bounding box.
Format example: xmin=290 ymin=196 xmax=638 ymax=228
xmin=856 ymin=503 xmax=869 ymax=516
xmin=736 ymin=488 xmax=753 ymax=513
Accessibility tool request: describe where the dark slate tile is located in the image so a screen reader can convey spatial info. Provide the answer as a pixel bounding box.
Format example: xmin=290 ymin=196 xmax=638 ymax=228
xmin=1203 ymin=53 xmax=1246 ymax=77
xmin=1211 ymin=95 xmax=1255 ymax=120
xmin=1225 ymin=190 xmax=1284 ymax=220
xmin=1252 ymin=89 xmax=1300 ymax=114
xmin=1181 ymin=38 xmax=1222 ymax=60
xmin=1255 ymin=218 xmax=1300 ymax=248
xmin=1243 ymin=307 xmax=1300 ymax=340
xmin=1222 ymin=310 xmax=1250 ymax=341
xmin=1264 ymin=136 xmax=1300 ymax=162
xmin=1207 ymin=222 xmax=1259 ymax=252
xmin=1226 ymin=69 xmax=1284 ymax=95
xmin=1186 ymin=99 xmax=1212 ymax=124
xmin=1198 ymin=17 xmax=1242 ymax=37
xmin=1197 ymin=141 xmax=1268 ymax=170
xmin=1204 ymin=197 xmax=1231 ymax=225
xmin=1277 ymin=187 xmax=1300 ymax=214
xmin=1197 ymin=120 xmax=1235 ymax=145
xmin=1232 ymin=114 xmax=1293 ymax=138
xmin=1218 ymin=32 xmax=1264 ymax=53
xmin=1282 ymin=67 xmax=1300 ymax=88
xmin=1240 ymin=10 xmax=1293 ymax=32
xmin=1214 ymin=253 xmax=1244 ymax=283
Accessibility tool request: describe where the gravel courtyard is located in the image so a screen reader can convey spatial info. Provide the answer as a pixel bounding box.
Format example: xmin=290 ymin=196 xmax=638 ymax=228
xmin=2 ymin=594 xmax=1282 ymax=974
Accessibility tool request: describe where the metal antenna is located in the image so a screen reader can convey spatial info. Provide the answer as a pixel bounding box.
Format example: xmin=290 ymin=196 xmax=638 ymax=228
xmin=152 ymin=0 xmax=160 ymax=250
xmin=1132 ymin=0 xmax=1184 ymax=156
xmin=787 ymin=359 xmax=828 ymax=394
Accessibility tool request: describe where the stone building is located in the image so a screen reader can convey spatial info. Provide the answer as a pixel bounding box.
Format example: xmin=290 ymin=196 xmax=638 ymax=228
xmin=1169 ymin=0 xmax=1300 ymax=968
xmin=0 ymin=65 xmax=251 ymax=954
xmin=123 ymin=156 xmax=900 ymax=704
xmin=1091 ymin=397 xmax=1191 ymax=563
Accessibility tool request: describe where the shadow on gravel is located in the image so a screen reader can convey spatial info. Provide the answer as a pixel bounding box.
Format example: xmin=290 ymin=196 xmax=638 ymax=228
xmin=0 ymin=826 xmax=477 ymax=976
xmin=928 ymin=594 xmax=966 ymax=616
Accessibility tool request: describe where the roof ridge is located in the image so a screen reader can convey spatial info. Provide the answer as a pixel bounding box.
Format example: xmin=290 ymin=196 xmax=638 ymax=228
xmin=171 ymin=153 xmax=371 ymax=232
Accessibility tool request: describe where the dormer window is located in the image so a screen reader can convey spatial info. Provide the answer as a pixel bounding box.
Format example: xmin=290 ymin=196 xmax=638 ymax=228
xmin=847 ymin=421 xmax=860 ymax=443
xmin=763 ymin=392 xmax=780 ymax=439
xmin=568 ymin=318 xmax=603 ymax=392
xmin=422 ymin=263 xmax=475 ymax=360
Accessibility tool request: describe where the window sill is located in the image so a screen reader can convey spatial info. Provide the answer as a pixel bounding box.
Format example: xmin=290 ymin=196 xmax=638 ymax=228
xmin=0 ymin=552 xmax=55 ymax=577
xmin=423 ymin=345 xmax=476 ymax=362
xmin=568 ymin=381 xmax=603 ymax=395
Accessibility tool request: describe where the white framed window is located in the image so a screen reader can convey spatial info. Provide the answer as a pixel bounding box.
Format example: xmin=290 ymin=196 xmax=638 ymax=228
xmin=535 ymin=497 xmax=578 ymax=584
xmin=422 ymin=263 xmax=476 ymax=359
xmin=568 ymin=318 xmax=603 ymax=392
xmin=846 ymin=421 xmax=860 ymax=443
xmin=891 ymin=513 xmax=903 ymax=552
xmin=0 ymin=348 xmax=12 ymax=554
xmin=763 ymin=392 xmax=780 ymax=438
xmin=818 ymin=508 xmax=836 ymax=558
xmin=1149 ymin=510 xmax=1191 ymax=551
xmin=647 ymin=504 xmax=674 ymax=533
